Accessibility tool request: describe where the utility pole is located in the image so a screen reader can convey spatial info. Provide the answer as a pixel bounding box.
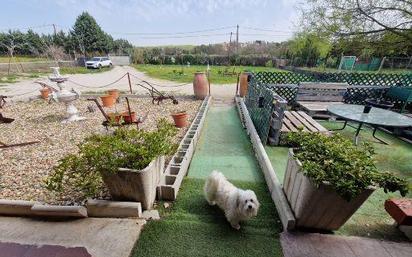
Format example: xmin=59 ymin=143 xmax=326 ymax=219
xmin=228 ymin=32 xmax=232 ymax=61
xmin=52 ymin=24 xmax=57 ymax=36
xmin=236 ymin=24 xmax=239 ymax=54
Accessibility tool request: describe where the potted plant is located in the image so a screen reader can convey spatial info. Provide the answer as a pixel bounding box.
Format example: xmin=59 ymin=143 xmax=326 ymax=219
xmin=46 ymin=119 xmax=178 ymax=210
xmin=107 ymin=112 xmax=123 ymax=124
xmin=171 ymin=111 xmax=188 ymax=128
xmin=40 ymin=88 xmax=51 ymax=100
xmin=284 ymin=132 xmax=408 ymax=231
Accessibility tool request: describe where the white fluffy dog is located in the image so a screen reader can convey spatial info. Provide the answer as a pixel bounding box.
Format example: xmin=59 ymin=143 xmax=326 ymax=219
xmin=204 ymin=170 xmax=260 ymax=230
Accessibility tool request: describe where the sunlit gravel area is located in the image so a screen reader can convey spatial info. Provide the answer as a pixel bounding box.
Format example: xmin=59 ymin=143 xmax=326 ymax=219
xmin=0 ymin=96 xmax=201 ymax=205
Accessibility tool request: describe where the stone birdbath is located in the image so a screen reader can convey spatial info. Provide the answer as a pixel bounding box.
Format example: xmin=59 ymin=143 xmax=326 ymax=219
xmin=49 ymin=67 xmax=85 ymax=123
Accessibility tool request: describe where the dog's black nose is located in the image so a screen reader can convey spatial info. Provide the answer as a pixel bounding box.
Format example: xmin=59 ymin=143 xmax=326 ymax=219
xmin=248 ymin=205 xmax=252 ymax=209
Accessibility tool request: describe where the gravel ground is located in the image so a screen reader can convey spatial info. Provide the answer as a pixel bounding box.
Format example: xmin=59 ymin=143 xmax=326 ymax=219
xmin=0 ymin=96 xmax=202 ymax=205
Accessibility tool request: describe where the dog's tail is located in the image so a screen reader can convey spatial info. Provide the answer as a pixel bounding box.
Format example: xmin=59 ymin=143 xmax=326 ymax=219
xmin=204 ymin=170 xmax=225 ymax=205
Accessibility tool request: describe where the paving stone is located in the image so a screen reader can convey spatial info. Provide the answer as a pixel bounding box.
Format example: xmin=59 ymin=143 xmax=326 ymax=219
xmin=141 ymin=210 xmax=160 ymax=220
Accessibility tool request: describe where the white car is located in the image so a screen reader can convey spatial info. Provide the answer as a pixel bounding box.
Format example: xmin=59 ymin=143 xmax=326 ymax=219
xmin=85 ymin=57 xmax=112 ymax=69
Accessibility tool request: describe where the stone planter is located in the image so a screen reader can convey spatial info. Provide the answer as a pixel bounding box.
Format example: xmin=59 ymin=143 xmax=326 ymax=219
xmin=102 ymin=156 xmax=164 ymax=210
xmin=283 ymin=149 xmax=374 ymax=231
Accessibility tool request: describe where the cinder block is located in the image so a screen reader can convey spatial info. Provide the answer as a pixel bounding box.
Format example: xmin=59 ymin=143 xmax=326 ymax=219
xmin=87 ymin=199 xmax=142 ymax=218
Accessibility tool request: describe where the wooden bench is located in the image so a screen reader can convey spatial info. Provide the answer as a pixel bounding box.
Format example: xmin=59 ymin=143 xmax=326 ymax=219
xmin=268 ymin=93 xmax=329 ymax=145
xmin=295 ymin=82 xmax=349 ymax=117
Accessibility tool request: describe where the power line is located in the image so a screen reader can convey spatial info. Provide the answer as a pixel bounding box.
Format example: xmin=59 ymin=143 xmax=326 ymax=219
xmin=0 ymin=24 xmax=54 ymax=32
xmin=243 ymin=26 xmax=295 ymax=33
xmin=241 ymin=33 xmax=294 ymax=37
xmin=136 ymin=32 xmax=232 ymax=39
xmin=110 ymin=26 xmax=236 ymax=35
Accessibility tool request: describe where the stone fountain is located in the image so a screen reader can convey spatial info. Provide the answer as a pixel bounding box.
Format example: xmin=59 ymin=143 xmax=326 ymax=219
xmin=49 ymin=67 xmax=85 ymax=123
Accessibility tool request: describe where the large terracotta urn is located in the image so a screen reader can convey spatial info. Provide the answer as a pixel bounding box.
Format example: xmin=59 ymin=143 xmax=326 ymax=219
xmin=193 ymin=72 xmax=209 ymax=100
xmin=239 ymin=72 xmax=251 ymax=97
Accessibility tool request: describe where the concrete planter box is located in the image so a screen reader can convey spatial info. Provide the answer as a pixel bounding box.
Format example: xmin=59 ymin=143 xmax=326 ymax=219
xmin=102 ymin=156 xmax=164 ymax=210
xmin=283 ymin=149 xmax=374 ymax=231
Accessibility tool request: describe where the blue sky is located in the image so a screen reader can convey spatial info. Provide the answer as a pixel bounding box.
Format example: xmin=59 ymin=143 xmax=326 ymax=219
xmin=0 ymin=0 xmax=299 ymax=46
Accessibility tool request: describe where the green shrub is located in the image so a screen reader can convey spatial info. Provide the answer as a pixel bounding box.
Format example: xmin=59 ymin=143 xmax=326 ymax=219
xmin=45 ymin=119 xmax=178 ymax=197
xmin=286 ymin=132 xmax=408 ymax=201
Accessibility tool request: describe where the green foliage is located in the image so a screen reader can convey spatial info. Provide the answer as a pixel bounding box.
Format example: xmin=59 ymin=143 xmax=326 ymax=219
xmin=70 ymin=12 xmax=112 ymax=55
xmin=0 ymin=12 xmax=132 ymax=57
xmin=45 ymin=119 xmax=178 ymax=197
xmin=285 ymin=132 xmax=408 ymax=201
xmin=289 ymin=32 xmax=332 ymax=67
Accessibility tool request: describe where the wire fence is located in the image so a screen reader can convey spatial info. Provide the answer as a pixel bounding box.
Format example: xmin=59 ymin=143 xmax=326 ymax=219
xmin=3 ymin=71 xmax=192 ymax=98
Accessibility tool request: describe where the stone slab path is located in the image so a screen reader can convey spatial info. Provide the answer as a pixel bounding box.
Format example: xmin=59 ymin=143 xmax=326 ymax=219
xmin=0 ymin=241 xmax=91 ymax=257
xmin=0 ymin=216 xmax=145 ymax=257
xmin=281 ymin=232 xmax=412 ymax=257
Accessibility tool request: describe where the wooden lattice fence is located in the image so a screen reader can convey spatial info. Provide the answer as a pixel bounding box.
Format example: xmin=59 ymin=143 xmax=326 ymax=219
xmin=254 ymin=71 xmax=411 ymax=105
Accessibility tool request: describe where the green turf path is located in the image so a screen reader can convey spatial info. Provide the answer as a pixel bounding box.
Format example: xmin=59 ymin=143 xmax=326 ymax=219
xmin=132 ymin=103 xmax=283 ymax=257
xmin=188 ymin=105 xmax=263 ymax=182
xmin=265 ymin=121 xmax=411 ymax=241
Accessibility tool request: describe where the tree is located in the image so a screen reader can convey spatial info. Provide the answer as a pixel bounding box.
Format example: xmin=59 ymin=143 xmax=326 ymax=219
xmin=289 ymin=32 xmax=332 ymax=67
xmin=112 ymin=39 xmax=133 ymax=55
xmin=301 ymin=0 xmax=412 ymax=41
xmin=70 ymin=12 xmax=111 ymax=55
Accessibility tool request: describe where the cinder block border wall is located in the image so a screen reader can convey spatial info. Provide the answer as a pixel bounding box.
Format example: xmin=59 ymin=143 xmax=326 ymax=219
xmin=157 ymin=96 xmax=212 ymax=201
xmin=235 ymin=97 xmax=296 ymax=230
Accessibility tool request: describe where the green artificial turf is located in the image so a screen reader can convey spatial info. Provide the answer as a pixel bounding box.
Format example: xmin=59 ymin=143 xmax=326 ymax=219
xmin=132 ymin=103 xmax=283 ymax=257
xmin=264 ymin=146 xmax=289 ymax=180
xmin=189 ymin=105 xmax=262 ymax=182
xmin=132 ymin=179 xmax=283 ymax=257
xmin=265 ymin=121 xmax=411 ymax=241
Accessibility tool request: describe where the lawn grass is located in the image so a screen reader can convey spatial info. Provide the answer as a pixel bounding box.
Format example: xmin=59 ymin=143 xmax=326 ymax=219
xmin=265 ymin=121 xmax=412 ymax=241
xmin=0 ymin=73 xmax=44 ymax=83
xmin=132 ymin=178 xmax=283 ymax=257
xmin=132 ymin=64 xmax=285 ymax=84
xmin=0 ymin=55 xmax=48 ymax=63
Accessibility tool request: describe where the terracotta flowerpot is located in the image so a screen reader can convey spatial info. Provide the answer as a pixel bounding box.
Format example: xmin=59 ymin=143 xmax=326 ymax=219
xmin=107 ymin=89 xmax=120 ymax=100
xmin=122 ymin=111 xmax=136 ymax=124
xmin=101 ymin=95 xmax=115 ymax=107
xmin=239 ymin=72 xmax=251 ymax=97
xmin=193 ymin=72 xmax=208 ymax=100
xmin=171 ymin=111 xmax=188 ymax=128
xmin=283 ymin=149 xmax=374 ymax=230
xmin=107 ymin=112 xmax=123 ymax=124
xmin=101 ymin=156 xmax=165 ymax=210
xmin=40 ymin=88 xmax=50 ymax=100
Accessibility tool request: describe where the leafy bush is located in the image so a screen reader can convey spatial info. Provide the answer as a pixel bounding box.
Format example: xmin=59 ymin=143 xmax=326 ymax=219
xmin=45 ymin=119 xmax=178 ymax=197
xmin=286 ymin=132 xmax=408 ymax=201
